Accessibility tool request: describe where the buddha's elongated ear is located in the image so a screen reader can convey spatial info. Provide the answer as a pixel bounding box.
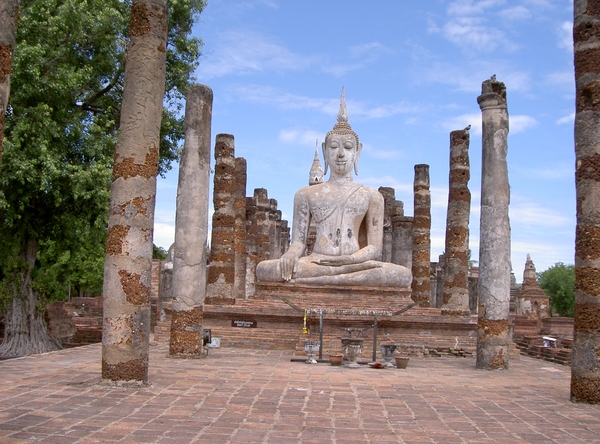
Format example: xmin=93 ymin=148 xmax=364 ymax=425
xmin=354 ymin=142 xmax=362 ymax=175
xmin=322 ymin=140 xmax=329 ymax=176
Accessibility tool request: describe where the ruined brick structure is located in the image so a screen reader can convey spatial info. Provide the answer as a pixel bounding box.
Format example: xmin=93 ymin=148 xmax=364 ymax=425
xmin=516 ymin=254 xmax=549 ymax=321
xmin=244 ymin=188 xmax=289 ymax=297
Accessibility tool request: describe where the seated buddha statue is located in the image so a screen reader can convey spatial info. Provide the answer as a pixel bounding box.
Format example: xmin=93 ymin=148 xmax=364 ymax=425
xmin=256 ymin=90 xmax=411 ymax=288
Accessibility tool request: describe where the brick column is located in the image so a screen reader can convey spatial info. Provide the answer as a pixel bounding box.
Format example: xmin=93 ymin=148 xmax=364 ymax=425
xmin=412 ymin=164 xmax=431 ymax=307
xmin=476 ymin=76 xmax=511 ymax=370
xmin=169 ymin=84 xmax=212 ymax=357
xmin=234 ymin=157 xmax=247 ymax=300
xmin=572 ymin=0 xmax=600 ymax=403
xmin=442 ymin=128 xmax=472 ymax=316
xmin=206 ymin=134 xmax=236 ymax=305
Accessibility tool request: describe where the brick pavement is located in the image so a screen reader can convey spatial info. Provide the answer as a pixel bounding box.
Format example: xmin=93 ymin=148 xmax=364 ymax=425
xmin=0 ymin=343 xmax=599 ymax=443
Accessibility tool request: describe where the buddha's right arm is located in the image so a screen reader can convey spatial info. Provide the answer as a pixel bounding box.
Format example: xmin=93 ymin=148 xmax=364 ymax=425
xmin=280 ymin=241 xmax=304 ymax=281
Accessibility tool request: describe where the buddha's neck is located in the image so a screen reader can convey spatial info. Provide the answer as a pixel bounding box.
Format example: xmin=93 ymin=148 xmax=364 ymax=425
xmin=328 ymin=174 xmax=354 ymax=184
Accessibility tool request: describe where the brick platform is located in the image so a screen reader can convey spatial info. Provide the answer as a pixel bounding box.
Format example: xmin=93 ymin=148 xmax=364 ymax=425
xmin=201 ymin=282 xmax=478 ymax=359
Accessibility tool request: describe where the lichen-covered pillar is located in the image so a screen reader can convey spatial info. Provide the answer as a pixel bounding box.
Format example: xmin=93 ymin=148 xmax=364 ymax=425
xmin=169 ymin=84 xmax=212 ymax=357
xmin=102 ymin=0 xmax=168 ymax=383
xmin=412 ymin=164 xmax=431 ymax=307
xmin=572 ymin=0 xmax=600 ymax=403
xmin=206 ymin=134 xmax=236 ymax=305
xmin=234 ymin=157 xmax=247 ymax=300
xmin=442 ymin=128 xmax=472 ymax=316
xmin=476 ymin=75 xmax=511 ymax=370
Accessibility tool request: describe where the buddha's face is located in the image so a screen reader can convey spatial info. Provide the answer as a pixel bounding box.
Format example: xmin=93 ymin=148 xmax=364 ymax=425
xmin=325 ymin=134 xmax=358 ymax=176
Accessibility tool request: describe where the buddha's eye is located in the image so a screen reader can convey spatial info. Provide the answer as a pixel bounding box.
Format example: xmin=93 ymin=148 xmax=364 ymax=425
xmin=344 ymin=141 xmax=353 ymax=149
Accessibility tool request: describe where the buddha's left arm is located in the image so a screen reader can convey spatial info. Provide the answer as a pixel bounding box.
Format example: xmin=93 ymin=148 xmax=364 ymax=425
xmin=361 ymin=191 xmax=384 ymax=261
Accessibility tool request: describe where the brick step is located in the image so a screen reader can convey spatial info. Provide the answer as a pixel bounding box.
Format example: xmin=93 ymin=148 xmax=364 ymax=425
xmin=208 ymin=326 xmax=301 ymax=350
xmin=72 ymin=317 xmax=102 ymax=327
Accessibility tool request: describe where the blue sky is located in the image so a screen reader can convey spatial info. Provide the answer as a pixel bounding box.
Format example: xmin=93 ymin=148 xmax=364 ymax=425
xmin=154 ymin=0 xmax=575 ymax=278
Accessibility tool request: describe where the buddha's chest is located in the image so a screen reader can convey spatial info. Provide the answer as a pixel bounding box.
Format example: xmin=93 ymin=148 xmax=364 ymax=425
xmin=308 ymin=189 xmax=369 ymax=228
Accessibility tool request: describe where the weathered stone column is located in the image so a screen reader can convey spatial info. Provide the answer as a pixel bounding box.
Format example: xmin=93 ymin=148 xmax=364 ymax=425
xmin=379 ymin=187 xmax=396 ymax=263
xmin=572 ymin=0 xmax=600 ymax=403
xmin=442 ymin=128 xmax=472 ymax=316
xmin=206 ymin=134 xmax=236 ymax=305
xmin=169 ymin=84 xmax=212 ymax=357
xmin=412 ymin=164 xmax=431 ymax=307
xmin=392 ymin=216 xmax=413 ymax=269
xmin=101 ymin=0 xmax=168 ymax=383
xmin=234 ymin=157 xmax=247 ymax=300
xmin=476 ymin=75 xmax=511 ymax=370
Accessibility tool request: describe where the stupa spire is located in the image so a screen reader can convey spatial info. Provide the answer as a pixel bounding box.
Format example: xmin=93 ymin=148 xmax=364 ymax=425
xmin=309 ymin=139 xmax=324 ymax=186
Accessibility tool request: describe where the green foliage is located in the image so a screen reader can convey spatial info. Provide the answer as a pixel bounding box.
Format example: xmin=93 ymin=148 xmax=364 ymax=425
xmin=153 ymin=244 xmax=168 ymax=260
xmin=538 ymin=262 xmax=575 ymax=317
xmin=0 ymin=0 xmax=205 ymax=303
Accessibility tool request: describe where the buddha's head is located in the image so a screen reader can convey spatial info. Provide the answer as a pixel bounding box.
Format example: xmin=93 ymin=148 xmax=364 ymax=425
xmin=322 ymin=88 xmax=362 ymax=177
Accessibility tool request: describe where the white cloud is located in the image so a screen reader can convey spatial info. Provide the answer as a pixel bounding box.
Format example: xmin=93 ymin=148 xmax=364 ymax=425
xmin=349 ymin=42 xmax=393 ymax=59
xmin=510 ymin=115 xmax=538 ymax=134
xmin=199 ymin=30 xmax=319 ymax=79
xmin=420 ymin=61 xmax=531 ymax=93
xmin=153 ymin=222 xmax=175 ymax=250
xmin=556 ymin=112 xmax=575 ymax=125
xmin=515 ymin=161 xmax=573 ymax=180
xmin=558 ymin=21 xmax=573 ymax=50
xmin=442 ymin=113 xmax=482 ymax=135
xmin=509 ymin=197 xmax=572 ymax=228
xmin=545 ymin=71 xmax=574 ymax=88
xmin=442 ymin=16 xmax=508 ymax=50
xmin=279 ymin=129 xmax=322 ymax=146
xmin=229 ymin=85 xmax=428 ymax=120
xmin=498 ymin=5 xmax=532 ymax=20
xmin=447 ymin=0 xmax=507 ymax=17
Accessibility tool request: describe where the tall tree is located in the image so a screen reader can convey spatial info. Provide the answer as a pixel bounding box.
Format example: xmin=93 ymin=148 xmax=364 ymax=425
xmin=0 ymin=0 xmax=205 ymax=358
xmin=538 ymin=262 xmax=575 ymax=317
xmin=0 ymin=0 xmax=19 ymax=165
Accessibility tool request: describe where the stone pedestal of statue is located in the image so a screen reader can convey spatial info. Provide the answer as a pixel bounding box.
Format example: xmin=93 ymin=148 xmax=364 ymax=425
xmin=253 ymin=282 xmax=413 ymax=313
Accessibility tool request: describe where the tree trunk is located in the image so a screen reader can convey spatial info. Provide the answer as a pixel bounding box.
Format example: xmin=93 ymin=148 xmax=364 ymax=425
xmin=0 ymin=0 xmax=19 ymax=166
xmin=102 ymin=0 xmax=168 ymax=384
xmin=0 ymin=236 xmax=61 ymax=357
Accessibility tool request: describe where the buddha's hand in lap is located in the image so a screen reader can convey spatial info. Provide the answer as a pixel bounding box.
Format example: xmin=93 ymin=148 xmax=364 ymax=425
xmin=311 ymin=255 xmax=356 ymax=266
xmin=280 ymin=252 xmax=298 ymax=281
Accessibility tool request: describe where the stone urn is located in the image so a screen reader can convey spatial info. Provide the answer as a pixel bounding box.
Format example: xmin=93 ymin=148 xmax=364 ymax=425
xmin=303 ymin=340 xmax=320 ymax=364
xmin=380 ymin=343 xmax=397 ymax=367
xmin=329 ymin=354 xmax=343 ymax=366
xmin=395 ymin=356 xmax=410 ymax=369
xmin=341 ymin=338 xmax=364 ymax=368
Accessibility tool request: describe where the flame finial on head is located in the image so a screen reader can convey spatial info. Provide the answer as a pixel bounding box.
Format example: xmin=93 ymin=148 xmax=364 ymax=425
xmin=323 ymin=88 xmax=362 ymax=176
xmin=325 ymin=87 xmax=359 ymax=146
